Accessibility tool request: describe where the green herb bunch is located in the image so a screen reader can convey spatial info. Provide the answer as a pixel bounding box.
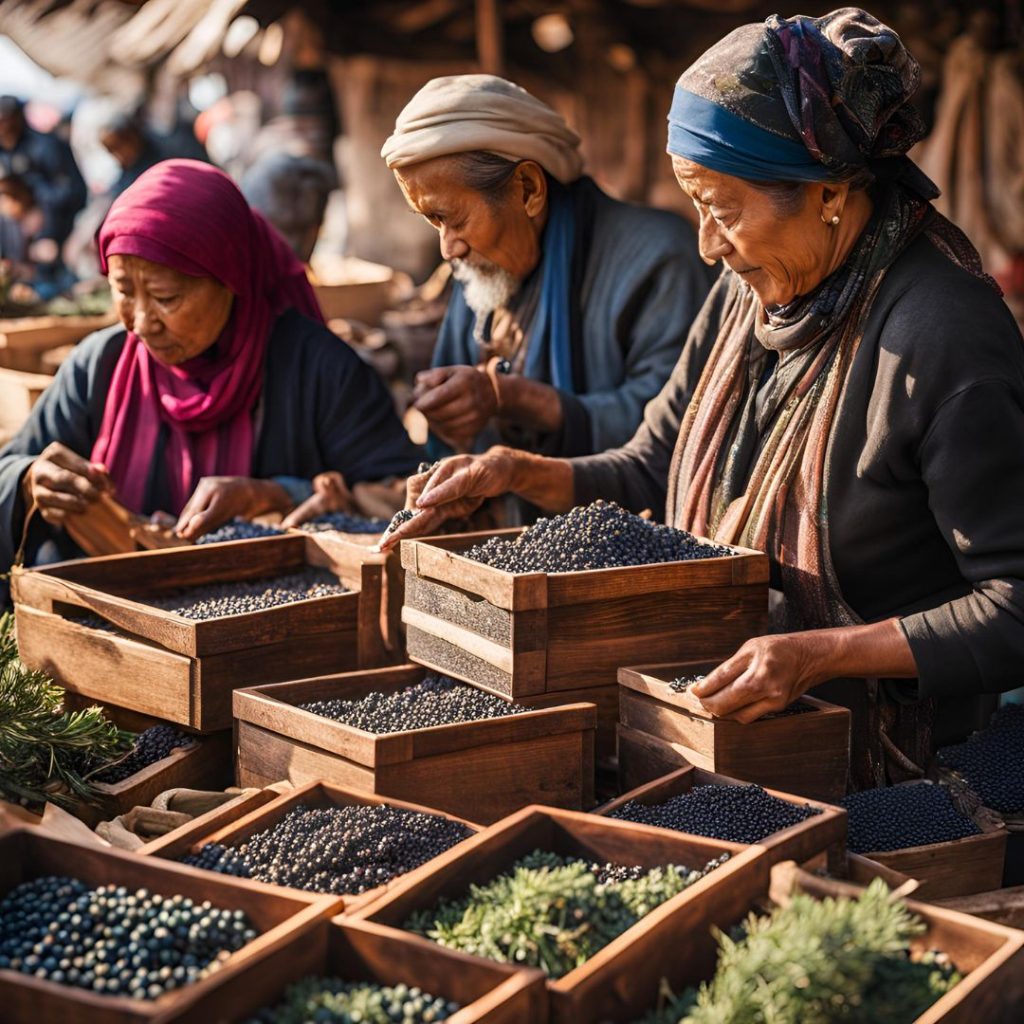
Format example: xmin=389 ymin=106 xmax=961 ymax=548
xmin=406 ymin=849 xmax=727 ymax=979
xmin=0 ymin=612 xmax=133 ymax=808
xmin=244 ymin=977 xmax=459 ymax=1024
xmin=637 ymin=878 xmax=960 ymax=1023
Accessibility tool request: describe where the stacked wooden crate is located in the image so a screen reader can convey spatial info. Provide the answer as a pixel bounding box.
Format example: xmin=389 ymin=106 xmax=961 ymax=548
xmin=399 ymin=529 xmax=769 ymax=758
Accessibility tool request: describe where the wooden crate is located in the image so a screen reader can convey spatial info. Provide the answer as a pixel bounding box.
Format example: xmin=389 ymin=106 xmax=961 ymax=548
xmin=59 ymin=695 xmax=232 ymax=826
xmin=0 ymin=312 xmax=115 ymax=370
xmin=400 ymin=529 xmax=768 ymax=756
xmin=158 ymin=916 xmax=546 ymax=1024
xmin=12 ymin=534 xmax=385 ymax=733
xmin=617 ymin=659 xmax=851 ymax=801
xmin=597 ymin=764 xmax=846 ymax=869
xmin=143 ymin=780 xmax=482 ymax=911
xmin=233 ymin=665 xmax=596 ymax=824
xmin=0 ymin=826 xmax=340 ymax=1023
xmin=859 ymin=787 xmax=1008 ymax=900
xmin=354 ymin=805 xmax=769 ymax=1024
xmin=533 ymin=855 xmax=1024 ymax=1024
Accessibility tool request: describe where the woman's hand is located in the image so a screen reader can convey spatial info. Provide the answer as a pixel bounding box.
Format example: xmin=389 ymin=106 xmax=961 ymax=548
xmin=691 ymin=619 xmax=918 ymax=723
xmin=281 ymin=472 xmax=356 ymax=529
xmin=690 ymin=634 xmax=824 ymax=723
xmin=377 ymin=450 xmax=519 ymax=552
xmin=175 ymin=476 xmax=292 ymax=540
xmin=25 ymin=442 xmax=111 ymax=526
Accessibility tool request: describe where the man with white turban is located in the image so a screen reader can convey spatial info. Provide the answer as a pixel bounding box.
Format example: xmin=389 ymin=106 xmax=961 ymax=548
xmin=383 ymin=75 xmax=710 ymax=496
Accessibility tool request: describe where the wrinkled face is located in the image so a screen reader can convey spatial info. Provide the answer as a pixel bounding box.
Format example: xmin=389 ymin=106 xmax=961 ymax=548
xmin=673 ymin=157 xmax=834 ymax=307
xmin=107 ymin=253 xmax=234 ymax=366
xmin=394 ymin=155 xmax=546 ymax=281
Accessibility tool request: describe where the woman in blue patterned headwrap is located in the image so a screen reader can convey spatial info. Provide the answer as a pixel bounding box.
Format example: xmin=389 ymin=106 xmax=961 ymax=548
xmin=384 ymin=9 xmax=1024 ymax=787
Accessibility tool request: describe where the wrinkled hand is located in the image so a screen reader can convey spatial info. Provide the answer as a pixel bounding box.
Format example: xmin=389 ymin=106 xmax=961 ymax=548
xmin=413 ymin=365 xmax=496 ymax=452
xmin=690 ymin=634 xmax=825 ymax=724
xmin=378 ymin=451 xmax=515 ymax=552
xmin=26 ymin=442 xmax=111 ymax=526
xmin=175 ymin=476 xmax=290 ymax=541
xmin=281 ymin=472 xmax=356 ymax=529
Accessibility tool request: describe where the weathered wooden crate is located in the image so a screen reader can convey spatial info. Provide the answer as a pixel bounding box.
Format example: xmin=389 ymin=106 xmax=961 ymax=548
xmin=142 ymin=779 xmax=481 ymax=911
xmin=583 ymin=859 xmax=1024 ymax=1024
xmin=597 ymin=764 xmax=846 ymax=870
xmin=12 ymin=535 xmax=385 ymax=732
xmin=158 ymin=916 xmax=547 ymax=1024
xmin=0 ymin=826 xmax=340 ymax=1024
xmin=617 ymin=659 xmax=851 ymax=801
xmin=854 ymin=782 xmax=1009 ymax=900
xmin=59 ymin=695 xmax=232 ymax=827
xmin=400 ymin=529 xmax=768 ymax=756
xmin=355 ymin=805 xmax=769 ymax=1024
xmin=233 ymin=664 xmax=596 ymax=823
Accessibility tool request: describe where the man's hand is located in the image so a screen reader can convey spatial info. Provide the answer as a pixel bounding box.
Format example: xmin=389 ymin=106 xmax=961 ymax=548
xmin=175 ymin=477 xmax=292 ymax=540
xmin=413 ymin=365 xmax=497 ymax=452
xmin=25 ymin=442 xmax=111 ymax=526
xmin=281 ymin=472 xmax=356 ymax=529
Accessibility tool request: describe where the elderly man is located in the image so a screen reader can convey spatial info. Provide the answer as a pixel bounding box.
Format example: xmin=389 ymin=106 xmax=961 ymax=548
xmin=382 ymin=74 xmax=712 ymax=469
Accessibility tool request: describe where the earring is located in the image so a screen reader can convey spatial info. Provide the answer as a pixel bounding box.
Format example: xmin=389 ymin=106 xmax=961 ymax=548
xmin=822 ymin=213 xmax=840 ymax=225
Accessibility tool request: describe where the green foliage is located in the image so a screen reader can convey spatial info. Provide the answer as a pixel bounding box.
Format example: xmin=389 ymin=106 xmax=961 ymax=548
xmin=245 ymin=977 xmax=457 ymax=1024
xmin=406 ymin=850 xmax=726 ymax=979
xmin=635 ymin=878 xmax=960 ymax=1024
xmin=0 ymin=612 xmax=133 ymax=809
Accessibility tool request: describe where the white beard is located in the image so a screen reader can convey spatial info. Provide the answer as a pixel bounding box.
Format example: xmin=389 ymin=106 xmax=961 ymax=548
xmin=450 ymin=257 xmax=519 ymax=341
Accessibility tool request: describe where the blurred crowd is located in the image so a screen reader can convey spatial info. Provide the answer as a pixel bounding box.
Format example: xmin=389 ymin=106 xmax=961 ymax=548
xmin=0 ymin=68 xmax=340 ymax=316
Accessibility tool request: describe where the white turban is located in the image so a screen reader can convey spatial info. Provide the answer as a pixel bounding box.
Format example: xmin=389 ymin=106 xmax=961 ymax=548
xmin=381 ymin=74 xmax=583 ymax=184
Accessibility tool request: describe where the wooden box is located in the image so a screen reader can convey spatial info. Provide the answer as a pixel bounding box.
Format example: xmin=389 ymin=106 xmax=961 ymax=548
xmin=597 ymin=764 xmax=846 ymax=869
xmin=854 ymin=782 xmax=1008 ymax=900
xmin=12 ymin=534 xmax=385 ymax=733
xmin=617 ymin=659 xmax=851 ymax=801
xmin=0 ymin=826 xmax=340 ymax=1023
xmin=579 ymin=859 xmax=1024 ymax=1024
xmin=59 ymin=695 xmax=232 ymax=826
xmin=159 ymin=917 xmax=546 ymax=1024
xmin=233 ymin=665 xmax=596 ymax=824
xmin=143 ymin=780 xmax=481 ymax=911
xmin=355 ymin=805 xmax=769 ymax=1024
xmin=400 ymin=529 xmax=768 ymax=756
xmin=140 ymin=787 xmax=285 ymax=853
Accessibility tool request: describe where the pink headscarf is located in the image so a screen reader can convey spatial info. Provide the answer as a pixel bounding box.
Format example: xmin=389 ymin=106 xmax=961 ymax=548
xmin=94 ymin=159 xmax=323 ymax=514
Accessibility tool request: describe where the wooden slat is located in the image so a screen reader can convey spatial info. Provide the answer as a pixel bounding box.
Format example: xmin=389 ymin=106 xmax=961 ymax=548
xmin=15 ymin=606 xmax=195 ymax=725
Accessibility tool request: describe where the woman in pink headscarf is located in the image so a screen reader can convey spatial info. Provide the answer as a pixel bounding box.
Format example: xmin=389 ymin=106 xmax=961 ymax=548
xmin=0 ymin=160 xmax=419 ymax=577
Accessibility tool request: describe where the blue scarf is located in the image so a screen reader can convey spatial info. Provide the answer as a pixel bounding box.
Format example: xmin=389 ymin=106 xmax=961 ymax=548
xmin=523 ymin=182 xmax=575 ymax=390
xmin=667 ymin=86 xmax=833 ymax=183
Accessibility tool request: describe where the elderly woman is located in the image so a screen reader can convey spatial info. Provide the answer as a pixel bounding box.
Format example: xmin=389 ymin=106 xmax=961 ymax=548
xmin=382 ymin=75 xmax=711 ymax=472
xmin=384 ymin=10 xmax=1024 ymax=786
xmin=0 ymin=160 xmax=419 ymax=589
